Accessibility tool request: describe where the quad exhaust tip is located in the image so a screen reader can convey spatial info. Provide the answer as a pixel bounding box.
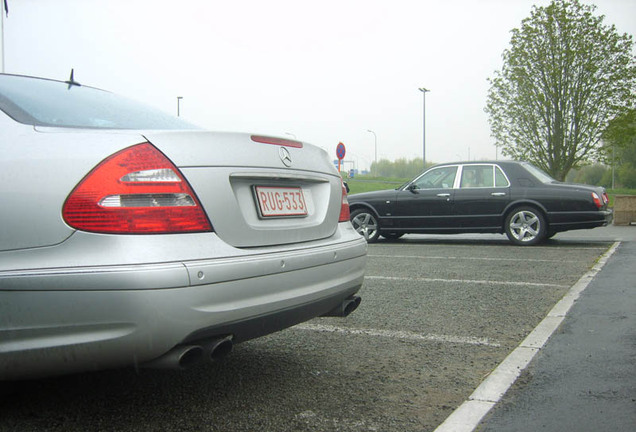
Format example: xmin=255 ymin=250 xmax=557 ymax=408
xmin=143 ymin=335 xmax=234 ymax=370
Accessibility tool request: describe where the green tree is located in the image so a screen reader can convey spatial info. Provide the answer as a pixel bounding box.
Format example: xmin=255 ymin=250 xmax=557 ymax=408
xmin=486 ymin=0 xmax=636 ymax=181
xmin=603 ymin=109 xmax=636 ymax=188
xmin=570 ymin=164 xmax=609 ymax=185
xmin=603 ymin=109 xmax=636 ymax=151
xmin=370 ymin=157 xmax=430 ymax=178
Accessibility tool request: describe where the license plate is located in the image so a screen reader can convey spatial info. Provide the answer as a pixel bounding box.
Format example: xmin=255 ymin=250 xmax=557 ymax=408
xmin=254 ymin=186 xmax=308 ymax=218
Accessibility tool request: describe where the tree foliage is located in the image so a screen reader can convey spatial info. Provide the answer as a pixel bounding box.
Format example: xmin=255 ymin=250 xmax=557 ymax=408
xmin=370 ymin=157 xmax=430 ymax=178
xmin=486 ymin=0 xmax=636 ymax=181
xmin=568 ymin=163 xmax=609 ymax=185
xmin=602 ymin=108 xmax=636 ymax=157
xmin=603 ymin=108 xmax=636 ymax=187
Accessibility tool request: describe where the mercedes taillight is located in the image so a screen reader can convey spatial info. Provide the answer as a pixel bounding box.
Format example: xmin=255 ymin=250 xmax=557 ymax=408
xmin=62 ymin=143 xmax=212 ymax=234
xmin=339 ymin=181 xmax=351 ymax=222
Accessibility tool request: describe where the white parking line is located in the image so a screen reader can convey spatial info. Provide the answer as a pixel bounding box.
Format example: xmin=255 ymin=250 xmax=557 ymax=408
xmin=295 ymin=323 xmax=501 ymax=347
xmin=433 ymin=241 xmax=620 ymax=432
xmin=366 ymin=275 xmax=568 ymax=289
xmin=369 ymin=254 xmax=579 ymax=263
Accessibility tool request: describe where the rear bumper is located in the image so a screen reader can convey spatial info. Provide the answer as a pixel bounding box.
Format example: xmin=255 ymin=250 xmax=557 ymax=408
xmin=547 ymin=209 xmax=613 ymax=232
xmin=0 ymin=227 xmax=367 ymax=380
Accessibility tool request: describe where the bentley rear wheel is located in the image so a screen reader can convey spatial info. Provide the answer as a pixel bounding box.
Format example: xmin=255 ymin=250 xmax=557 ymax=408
xmin=504 ymin=206 xmax=547 ymax=246
xmin=350 ymin=209 xmax=380 ymax=243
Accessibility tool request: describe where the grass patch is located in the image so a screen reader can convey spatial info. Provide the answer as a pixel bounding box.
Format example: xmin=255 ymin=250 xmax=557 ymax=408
xmin=344 ymin=176 xmax=409 ymax=194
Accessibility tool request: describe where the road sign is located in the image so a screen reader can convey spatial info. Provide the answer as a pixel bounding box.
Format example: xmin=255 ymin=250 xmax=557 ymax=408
xmin=336 ymin=142 xmax=346 ymax=172
xmin=336 ymin=142 xmax=346 ymax=160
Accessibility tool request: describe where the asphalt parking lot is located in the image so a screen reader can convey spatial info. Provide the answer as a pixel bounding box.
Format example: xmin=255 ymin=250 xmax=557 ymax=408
xmin=0 ymin=232 xmax=621 ymax=432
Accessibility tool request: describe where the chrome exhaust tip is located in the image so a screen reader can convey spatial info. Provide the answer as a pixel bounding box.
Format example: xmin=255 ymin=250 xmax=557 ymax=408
xmin=322 ymin=295 xmax=361 ymax=317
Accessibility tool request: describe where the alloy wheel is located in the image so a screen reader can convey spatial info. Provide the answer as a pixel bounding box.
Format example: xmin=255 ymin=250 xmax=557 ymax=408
xmin=350 ymin=209 xmax=380 ymax=243
xmin=505 ymin=207 xmax=546 ymax=245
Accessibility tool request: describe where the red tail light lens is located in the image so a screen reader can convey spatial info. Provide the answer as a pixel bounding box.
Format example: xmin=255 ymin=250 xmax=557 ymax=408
xmin=591 ymin=192 xmax=603 ymax=209
xmin=339 ymin=181 xmax=350 ymax=222
xmin=63 ymin=143 xmax=212 ymax=234
xmin=602 ymin=192 xmax=609 ymax=205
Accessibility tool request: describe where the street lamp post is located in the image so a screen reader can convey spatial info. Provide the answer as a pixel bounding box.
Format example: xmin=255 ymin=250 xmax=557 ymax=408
xmin=366 ymin=129 xmax=377 ymax=166
xmin=176 ymin=96 xmax=183 ymax=117
xmin=418 ymin=87 xmax=430 ymax=168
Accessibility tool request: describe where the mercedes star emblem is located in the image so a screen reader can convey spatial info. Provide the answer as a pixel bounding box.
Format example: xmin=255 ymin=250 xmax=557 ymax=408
xmin=279 ymin=146 xmax=292 ymax=167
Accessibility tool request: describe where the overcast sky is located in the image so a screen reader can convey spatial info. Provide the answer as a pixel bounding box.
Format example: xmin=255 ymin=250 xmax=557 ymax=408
xmin=2 ymin=0 xmax=635 ymax=170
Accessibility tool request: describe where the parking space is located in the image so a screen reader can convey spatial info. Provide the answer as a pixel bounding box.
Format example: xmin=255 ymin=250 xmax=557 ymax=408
xmin=0 ymin=238 xmax=613 ymax=432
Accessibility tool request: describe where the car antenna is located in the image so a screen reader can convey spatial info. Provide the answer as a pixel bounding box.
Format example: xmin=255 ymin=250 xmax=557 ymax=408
xmin=65 ymin=68 xmax=81 ymax=89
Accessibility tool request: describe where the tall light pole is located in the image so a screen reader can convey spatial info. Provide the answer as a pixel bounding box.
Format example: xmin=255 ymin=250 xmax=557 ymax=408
xmin=176 ymin=96 xmax=183 ymax=117
xmin=366 ymin=129 xmax=377 ymax=166
xmin=418 ymin=87 xmax=430 ymax=168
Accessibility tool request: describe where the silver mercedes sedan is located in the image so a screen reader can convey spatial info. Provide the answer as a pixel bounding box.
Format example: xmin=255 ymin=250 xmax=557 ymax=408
xmin=0 ymin=74 xmax=367 ymax=380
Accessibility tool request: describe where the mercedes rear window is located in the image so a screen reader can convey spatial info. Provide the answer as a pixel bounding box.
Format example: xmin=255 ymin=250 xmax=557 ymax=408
xmin=0 ymin=74 xmax=199 ymax=130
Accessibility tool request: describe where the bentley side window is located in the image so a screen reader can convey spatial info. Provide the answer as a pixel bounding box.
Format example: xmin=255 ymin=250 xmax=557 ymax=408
xmin=412 ymin=166 xmax=458 ymax=189
xmin=461 ymin=165 xmax=494 ymax=188
xmin=495 ymin=166 xmax=510 ymax=187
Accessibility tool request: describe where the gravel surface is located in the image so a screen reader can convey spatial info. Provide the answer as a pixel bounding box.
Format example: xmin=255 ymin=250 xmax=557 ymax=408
xmin=0 ymin=237 xmax=612 ymax=432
